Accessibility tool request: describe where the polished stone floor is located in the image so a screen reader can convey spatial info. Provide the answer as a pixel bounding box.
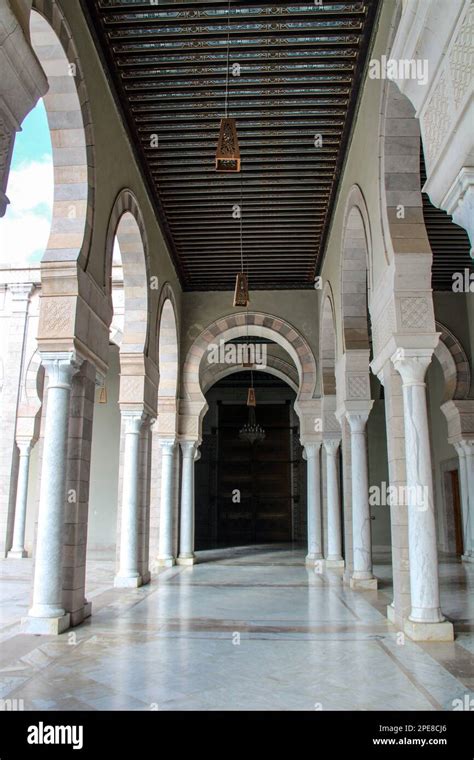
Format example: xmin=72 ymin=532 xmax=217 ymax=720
xmin=0 ymin=545 xmax=473 ymax=711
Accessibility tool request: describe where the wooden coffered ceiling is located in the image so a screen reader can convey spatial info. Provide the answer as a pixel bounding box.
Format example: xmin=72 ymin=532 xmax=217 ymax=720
xmin=83 ymin=1 xmax=380 ymax=290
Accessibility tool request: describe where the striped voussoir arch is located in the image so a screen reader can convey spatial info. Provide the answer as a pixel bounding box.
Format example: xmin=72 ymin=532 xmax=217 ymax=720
xmin=201 ymin=353 xmax=299 ymax=395
xmin=104 ymin=189 xmax=151 ymax=359
xmin=435 ymin=322 xmax=471 ymax=402
xmin=157 ymin=283 xmax=180 ymax=401
xmin=31 ymin=0 xmax=95 ymax=268
xmin=183 ymin=312 xmax=317 ymax=402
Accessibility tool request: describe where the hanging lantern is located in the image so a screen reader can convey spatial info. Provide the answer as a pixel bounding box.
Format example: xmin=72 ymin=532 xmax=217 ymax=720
xmin=233 ymin=272 xmax=249 ymax=307
xmin=98 ymin=384 xmax=107 ymax=404
xmin=216 ymin=117 xmax=241 ymax=172
xmin=247 ymin=387 xmax=256 ymax=407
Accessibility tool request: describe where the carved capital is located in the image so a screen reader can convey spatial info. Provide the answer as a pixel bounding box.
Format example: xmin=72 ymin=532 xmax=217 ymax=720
xmin=323 ymin=438 xmax=341 ymax=456
xmin=346 ymin=411 xmax=370 ymax=433
xmin=40 ymin=352 xmax=80 ymax=390
xmin=392 ymin=348 xmax=434 ymax=386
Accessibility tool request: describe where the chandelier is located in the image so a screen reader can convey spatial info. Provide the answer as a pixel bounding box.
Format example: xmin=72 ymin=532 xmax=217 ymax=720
xmin=239 ymin=378 xmax=265 ymax=445
xmin=239 ymin=405 xmax=266 ymax=445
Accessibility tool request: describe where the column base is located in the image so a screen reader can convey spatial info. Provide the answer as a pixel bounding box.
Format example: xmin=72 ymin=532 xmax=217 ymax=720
xmin=7 ymin=549 xmax=28 ymax=559
xmin=350 ymin=575 xmax=378 ymax=591
xmin=343 ymin=568 xmax=352 ymax=585
xmin=21 ymin=612 xmax=70 ymax=635
xmin=404 ymin=617 xmax=454 ymax=642
xmin=462 ymin=553 xmax=474 ymax=564
xmin=141 ymin=571 xmax=151 ymax=585
xmin=305 ymin=553 xmax=323 ymax=566
xmin=114 ymin=574 xmax=142 ymax=588
xmin=69 ymin=601 xmax=92 ymax=627
xmin=325 ymin=558 xmax=344 ymax=569
xmin=177 ymin=555 xmax=196 ymax=566
xmin=156 ymin=557 xmax=176 ymax=568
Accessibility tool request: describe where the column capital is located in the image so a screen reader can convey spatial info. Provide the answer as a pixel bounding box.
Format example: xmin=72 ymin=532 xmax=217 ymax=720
xmin=40 ymin=352 xmax=81 ymax=390
xmin=460 ymin=439 xmax=474 ymax=457
xmin=16 ymin=439 xmax=33 ymax=457
xmin=303 ymin=442 xmax=321 ymax=458
xmin=121 ymin=409 xmax=147 ymax=435
xmin=323 ymin=438 xmax=341 ymax=455
xmin=158 ymin=438 xmax=177 ymax=454
xmin=8 ymin=282 xmax=34 ymax=301
xmin=391 ymin=348 xmax=434 ymax=386
xmin=180 ymin=440 xmax=198 ymax=458
xmin=345 ymin=411 xmax=370 ymax=432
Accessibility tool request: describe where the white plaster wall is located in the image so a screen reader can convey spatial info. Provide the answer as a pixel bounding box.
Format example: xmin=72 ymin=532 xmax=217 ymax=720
xmin=87 ymin=344 xmax=121 ymax=556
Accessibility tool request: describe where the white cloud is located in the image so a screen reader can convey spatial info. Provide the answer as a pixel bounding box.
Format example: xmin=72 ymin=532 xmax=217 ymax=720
xmin=6 ymin=156 xmax=54 ymax=213
xmin=0 ymin=157 xmax=53 ymax=266
xmin=0 ymin=212 xmax=52 ymax=266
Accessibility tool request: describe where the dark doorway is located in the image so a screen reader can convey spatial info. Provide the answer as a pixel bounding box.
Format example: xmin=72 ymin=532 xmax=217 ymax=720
xmin=195 ymin=371 xmax=304 ymax=550
xmin=443 ymin=469 xmax=464 ymax=555
xmin=216 ymin=403 xmax=292 ymax=546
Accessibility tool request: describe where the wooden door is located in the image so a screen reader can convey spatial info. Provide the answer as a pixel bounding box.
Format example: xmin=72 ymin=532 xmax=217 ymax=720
xmin=216 ymin=403 xmax=292 ymax=546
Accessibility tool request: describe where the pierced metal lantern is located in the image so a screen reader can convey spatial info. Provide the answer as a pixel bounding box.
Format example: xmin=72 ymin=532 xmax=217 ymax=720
xmin=216 ymin=117 xmax=241 ymax=172
xmin=246 ymin=387 xmax=256 ymax=407
xmin=233 ymin=272 xmax=249 ymax=307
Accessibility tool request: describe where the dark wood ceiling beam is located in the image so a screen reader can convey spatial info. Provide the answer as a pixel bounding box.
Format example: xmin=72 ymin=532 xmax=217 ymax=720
xmin=83 ymin=0 xmax=378 ymax=290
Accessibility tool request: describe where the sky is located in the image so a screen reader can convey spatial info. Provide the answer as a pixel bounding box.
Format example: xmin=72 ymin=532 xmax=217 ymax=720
xmin=0 ymin=99 xmax=53 ymax=267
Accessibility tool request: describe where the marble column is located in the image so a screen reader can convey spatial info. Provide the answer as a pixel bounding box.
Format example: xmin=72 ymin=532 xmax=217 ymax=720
xmin=22 ymin=353 xmax=79 ymax=634
xmin=178 ymin=441 xmax=197 ymax=566
xmin=157 ymin=439 xmax=177 ymax=567
xmin=323 ymin=439 xmax=344 ymax=567
xmin=62 ymin=361 xmax=96 ymax=625
xmin=305 ymin=443 xmax=323 ymax=565
xmin=460 ymin=440 xmax=474 ymax=560
xmin=346 ymin=412 xmax=377 ymax=590
xmin=115 ymin=411 xmax=145 ymax=587
xmin=0 ymin=283 xmax=33 ymax=557
xmin=138 ymin=416 xmax=154 ymax=585
xmin=392 ymin=350 xmax=453 ymax=640
xmin=7 ymin=440 xmax=33 ymax=558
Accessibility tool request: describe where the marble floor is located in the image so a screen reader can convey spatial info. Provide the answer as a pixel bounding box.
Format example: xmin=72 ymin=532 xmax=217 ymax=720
xmin=0 ymin=545 xmax=473 ymax=711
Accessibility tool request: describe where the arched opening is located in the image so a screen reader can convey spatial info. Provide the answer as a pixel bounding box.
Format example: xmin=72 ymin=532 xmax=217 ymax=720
xmin=158 ymin=296 xmax=179 ymax=402
xmin=340 ymin=194 xmax=390 ymax=568
xmin=0 ymin=98 xmax=53 ymax=266
xmin=183 ymin=313 xmax=317 ymax=558
xmin=88 ymin=197 xmax=150 ymax=562
xmin=320 ymin=294 xmax=337 ymax=396
xmin=195 ymin=367 xmax=305 ymax=551
xmin=28 ymin=8 xmax=92 ymax=265
xmin=341 ymin=205 xmax=370 ymax=353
